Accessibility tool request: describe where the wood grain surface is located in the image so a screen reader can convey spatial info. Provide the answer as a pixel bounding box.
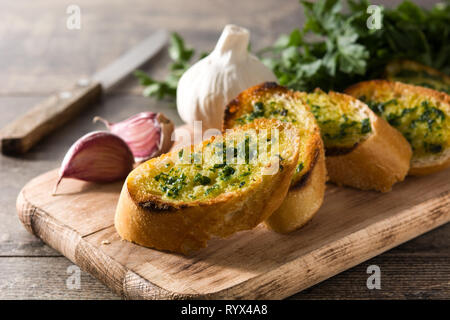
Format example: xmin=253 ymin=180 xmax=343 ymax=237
xmin=16 ymin=167 xmax=450 ymax=299
xmin=1 ymin=0 xmax=449 ymax=299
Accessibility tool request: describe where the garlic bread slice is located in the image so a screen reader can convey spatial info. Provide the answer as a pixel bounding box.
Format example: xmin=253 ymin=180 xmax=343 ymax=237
xmin=385 ymin=60 xmax=450 ymax=94
xmin=346 ymin=80 xmax=450 ymax=175
xmin=302 ymin=89 xmax=411 ymax=192
xmin=115 ymin=119 xmax=301 ymax=254
xmin=224 ymin=82 xmax=326 ymax=233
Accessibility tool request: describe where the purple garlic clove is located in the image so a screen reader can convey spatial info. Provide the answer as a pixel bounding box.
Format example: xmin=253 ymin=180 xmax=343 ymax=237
xmin=53 ymin=131 xmax=134 ymax=195
xmin=93 ymin=112 xmax=174 ymax=162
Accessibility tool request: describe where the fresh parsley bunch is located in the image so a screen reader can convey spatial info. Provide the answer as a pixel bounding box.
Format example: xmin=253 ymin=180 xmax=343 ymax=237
xmin=260 ymin=0 xmax=450 ymax=92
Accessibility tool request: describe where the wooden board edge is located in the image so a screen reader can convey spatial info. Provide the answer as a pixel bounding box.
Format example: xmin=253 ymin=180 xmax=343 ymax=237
xmin=16 ymin=187 xmax=81 ymax=262
xmin=16 ymin=185 xmax=450 ymax=300
xmin=16 ymin=187 xmax=183 ymax=299
xmin=203 ymin=190 xmax=450 ymax=299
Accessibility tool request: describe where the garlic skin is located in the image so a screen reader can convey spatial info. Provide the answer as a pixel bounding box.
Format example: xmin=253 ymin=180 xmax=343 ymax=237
xmin=177 ymin=24 xmax=277 ymax=130
xmin=94 ymin=112 xmax=174 ymax=162
xmin=53 ymin=131 xmax=134 ymax=194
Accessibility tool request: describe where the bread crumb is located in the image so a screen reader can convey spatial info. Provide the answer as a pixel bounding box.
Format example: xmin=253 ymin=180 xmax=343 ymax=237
xmin=101 ymin=240 xmax=111 ymax=245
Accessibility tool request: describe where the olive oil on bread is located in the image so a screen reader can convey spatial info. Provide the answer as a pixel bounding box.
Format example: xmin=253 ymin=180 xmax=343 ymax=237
xmin=346 ymin=80 xmax=450 ymax=175
xmin=115 ymin=119 xmax=302 ymax=253
xmin=224 ymin=82 xmax=326 ymax=233
xmin=300 ymin=89 xmax=411 ymax=192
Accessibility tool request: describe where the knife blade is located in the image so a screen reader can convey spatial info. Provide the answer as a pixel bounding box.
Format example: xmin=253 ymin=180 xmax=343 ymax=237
xmin=0 ymin=30 xmax=168 ymax=155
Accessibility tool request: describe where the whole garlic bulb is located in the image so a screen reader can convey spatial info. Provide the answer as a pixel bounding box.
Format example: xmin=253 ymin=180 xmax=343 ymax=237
xmin=177 ymin=24 xmax=277 ymax=130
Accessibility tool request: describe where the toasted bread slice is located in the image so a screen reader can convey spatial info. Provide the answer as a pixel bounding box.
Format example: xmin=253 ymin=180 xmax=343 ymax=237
xmin=115 ymin=119 xmax=301 ymax=254
xmin=345 ymin=80 xmax=450 ymax=175
xmin=385 ymin=60 xmax=450 ymax=94
xmin=301 ymin=89 xmax=411 ymax=192
xmin=223 ymin=82 xmax=326 ymax=233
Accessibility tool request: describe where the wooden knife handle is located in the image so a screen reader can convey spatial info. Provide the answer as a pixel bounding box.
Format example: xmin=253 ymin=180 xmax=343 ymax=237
xmin=0 ymin=80 xmax=102 ymax=155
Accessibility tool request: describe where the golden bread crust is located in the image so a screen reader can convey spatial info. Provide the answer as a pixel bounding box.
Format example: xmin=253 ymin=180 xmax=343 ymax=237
xmin=326 ymin=112 xmax=412 ymax=192
xmin=385 ymin=59 xmax=450 ymax=84
xmin=345 ymin=80 xmax=450 ymax=175
xmin=345 ymin=80 xmax=450 ymax=111
xmin=264 ymin=138 xmax=326 ymax=233
xmin=223 ymin=82 xmax=326 ymax=233
xmin=312 ymin=90 xmax=412 ymax=192
xmin=408 ymin=157 xmax=450 ymax=175
xmin=115 ymin=119 xmax=301 ymax=254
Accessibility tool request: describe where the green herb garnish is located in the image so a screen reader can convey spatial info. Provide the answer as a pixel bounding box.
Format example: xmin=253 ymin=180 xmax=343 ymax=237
xmin=361 ymin=118 xmax=371 ymax=134
xmin=220 ymin=165 xmax=236 ymax=181
xmin=194 ymin=173 xmax=211 ymax=185
xmin=205 ymin=184 xmax=219 ymax=195
xmin=155 ymin=172 xmax=187 ymax=199
xmin=259 ymin=0 xmax=450 ymax=92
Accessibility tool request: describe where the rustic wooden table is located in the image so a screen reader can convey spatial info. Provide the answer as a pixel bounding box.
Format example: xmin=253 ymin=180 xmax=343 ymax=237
xmin=0 ymin=0 xmax=448 ymax=299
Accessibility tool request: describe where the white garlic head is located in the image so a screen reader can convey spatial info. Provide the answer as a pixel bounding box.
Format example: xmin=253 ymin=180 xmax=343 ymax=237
xmin=176 ymin=24 xmax=277 ymax=131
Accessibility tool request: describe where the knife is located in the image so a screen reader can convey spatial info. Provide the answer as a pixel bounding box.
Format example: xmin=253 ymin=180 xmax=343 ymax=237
xmin=0 ymin=29 xmax=168 ymax=155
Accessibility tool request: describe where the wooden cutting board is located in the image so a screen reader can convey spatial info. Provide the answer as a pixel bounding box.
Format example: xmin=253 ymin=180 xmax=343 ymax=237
xmin=16 ymin=167 xmax=449 ymax=299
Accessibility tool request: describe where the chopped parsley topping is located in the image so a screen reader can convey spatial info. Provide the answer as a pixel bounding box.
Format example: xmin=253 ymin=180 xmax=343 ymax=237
xmin=220 ymin=165 xmax=236 ymax=181
xmin=154 ymin=171 xmax=187 ymax=199
xmin=296 ymin=162 xmax=304 ymax=173
xmin=423 ymin=142 xmax=443 ymax=154
xmin=361 ymin=118 xmax=371 ymax=134
xmin=363 ymin=98 xmax=448 ymax=156
xmin=193 ymin=173 xmax=211 ymax=185
xmin=313 ymin=108 xmax=371 ymax=143
xmin=252 ymin=102 xmax=265 ymax=117
xmin=205 ymin=184 xmax=219 ymax=195
xmin=240 ymin=170 xmax=251 ymax=177
xmin=365 ymin=98 xmax=398 ymax=114
xmin=235 ymin=100 xmax=297 ymax=125
xmin=308 ymin=95 xmax=372 ymax=149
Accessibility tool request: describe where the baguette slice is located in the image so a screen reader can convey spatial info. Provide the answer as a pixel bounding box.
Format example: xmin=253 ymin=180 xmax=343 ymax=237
xmin=223 ymin=82 xmax=326 ymax=233
xmin=345 ymin=80 xmax=450 ymax=175
xmin=301 ymin=89 xmax=412 ymax=192
xmin=115 ymin=119 xmax=301 ymax=254
xmin=385 ymin=59 xmax=450 ymax=94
